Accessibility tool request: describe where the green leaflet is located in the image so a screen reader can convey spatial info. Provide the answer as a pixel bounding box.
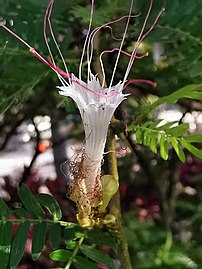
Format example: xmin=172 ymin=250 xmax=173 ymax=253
xmin=74 ymin=256 xmax=100 ymax=269
xmin=0 ymin=221 xmax=12 ymax=269
xmin=170 ymin=137 xmax=186 ymax=163
xmin=35 ymin=193 xmax=62 ymax=221
xmin=143 ymin=84 xmax=202 ymax=114
xmin=143 ymin=130 xmax=151 ymax=146
xmin=181 ymin=140 xmax=202 ymax=159
xmin=18 ymin=184 xmax=44 ymax=219
xmin=80 ymin=245 xmax=115 ymax=269
xmin=0 ymin=98 xmax=15 ymax=115
xmin=0 ymin=199 xmax=11 ymax=219
xmin=13 ymin=208 xmax=28 ymax=219
xmin=50 ymin=223 xmax=61 ymax=250
xmin=50 ymin=249 xmax=72 ymax=262
xmin=10 ymin=221 xmax=30 ymax=267
xmin=150 ymin=133 xmax=158 ymax=154
xmin=160 ymin=134 xmax=169 ymax=160
xmin=185 ymin=134 xmax=202 ymax=143
xmin=87 ymin=230 xmax=116 ymax=251
xmin=32 ymin=222 xmax=47 ymax=260
xmin=135 ymin=128 xmax=143 ymax=144
xmin=99 ymin=175 xmax=119 ymax=213
xmin=166 ymin=123 xmax=189 ymax=137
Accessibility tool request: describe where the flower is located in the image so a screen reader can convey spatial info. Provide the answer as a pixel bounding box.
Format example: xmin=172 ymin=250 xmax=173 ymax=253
xmin=0 ymin=0 xmax=164 ymax=227
xmin=59 ymin=75 xmax=127 ymax=226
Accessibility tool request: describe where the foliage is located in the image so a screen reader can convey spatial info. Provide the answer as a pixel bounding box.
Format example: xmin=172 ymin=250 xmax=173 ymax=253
xmin=124 ymin=212 xmax=199 ymax=269
xmin=0 ymin=184 xmax=116 ymax=269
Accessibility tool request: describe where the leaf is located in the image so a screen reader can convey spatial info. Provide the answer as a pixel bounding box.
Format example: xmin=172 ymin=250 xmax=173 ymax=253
xmin=74 ymin=256 xmax=100 ymax=269
xmin=0 ymin=98 xmax=15 ymax=114
xmin=32 ymin=222 xmax=47 ymax=260
xmin=100 ymin=175 xmax=119 ymax=213
xmin=143 ymin=130 xmax=151 ymax=146
xmin=35 ymin=193 xmax=62 ymax=221
xmin=87 ymin=230 xmax=116 ymax=251
xmin=10 ymin=221 xmax=30 ymax=267
xmin=143 ymin=84 xmax=202 ymax=114
xmin=50 ymin=249 xmax=72 ymax=262
xmin=181 ymin=140 xmax=202 ymax=158
xmin=185 ymin=134 xmax=202 ymax=143
xmin=170 ymin=137 xmax=186 ymax=162
xmin=135 ymin=128 xmax=143 ymax=144
xmin=0 ymin=221 xmax=12 ymax=269
xmin=50 ymin=223 xmax=61 ymax=250
xmin=13 ymin=208 xmax=28 ymax=219
xmin=166 ymin=123 xmax=189 ymax=137
xmin=150 ymin=133 xmax=158 ymax=154
xmin=0 ymin=199 xmax=11 ymax=219
xmin=18 ymin=184 xmax=44 ymax=219
xmin=80 ymin=245 xmax=115 ymax=269
xmin=160 ymin=134 xmax=169 ymax=160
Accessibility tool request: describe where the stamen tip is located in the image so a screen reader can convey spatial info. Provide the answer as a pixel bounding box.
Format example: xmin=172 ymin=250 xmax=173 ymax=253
xmin=161 ymin=7 xmax=165 ymax=12
xmin=153 ymin=82 xmax=157 ymax=88
xmin=29 ymin=48 xmax=35 ymax=53
xmin=146 ymin=52 xmax=149 ymax=56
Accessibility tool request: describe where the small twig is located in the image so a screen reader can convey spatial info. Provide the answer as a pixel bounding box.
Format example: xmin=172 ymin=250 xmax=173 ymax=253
xmin=64 ymin=235 xmax=84 ymax=269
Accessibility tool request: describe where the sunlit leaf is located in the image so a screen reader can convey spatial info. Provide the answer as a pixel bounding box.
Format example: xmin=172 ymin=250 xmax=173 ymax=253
xmin=160 ymin=134 xmax=169 ymax=160
xmin=181 ymin=140 xmax=202 ymax=158
xmin=35 ymin=193 xmax=62 ymax=221
xmin=170 ymin=137 xmax=186 ymax=162
xmin=50 ymin=249 xmax=72 ymax=262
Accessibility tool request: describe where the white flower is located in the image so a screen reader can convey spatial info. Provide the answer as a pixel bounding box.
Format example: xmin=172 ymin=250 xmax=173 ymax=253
xmin=58 ymin=75 xmax=127 ymax=226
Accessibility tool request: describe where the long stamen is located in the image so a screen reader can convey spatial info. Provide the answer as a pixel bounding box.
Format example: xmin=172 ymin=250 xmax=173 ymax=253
xmin=87 ymin=14 xmax=141 ymax=85
xmin=99 ymin=48 xmax=148 ymax=88
xmin=44 ymin=0 xmax=56 ymax=66
xmin=108 ymin=0 xmax=134 ymax=91
xmin=123 ymin=79 xmax=157 ymax=90
xmin=0 ymin=23 xmax=32 ymax=49
xmin=123 ymin=1 xmax=164 ymax=84
xmin=47 ymin=0 xmax=69 ymax=76
xmin=79 ymin=0 xmax=94 ymax=81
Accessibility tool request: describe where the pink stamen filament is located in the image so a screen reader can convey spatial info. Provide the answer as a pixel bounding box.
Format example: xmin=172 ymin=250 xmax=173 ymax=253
xmin=86 ymin=14 xmax=141 ymax=81
xmin=99 ymin=48 xmax=148 ymax=88
xmin=46 ymin=0 xmax=69 ymax=75
xmin=123 ymin=79 xmax=157 ymax=90
xmin=0 ymin=20 xmax=119 ymax=98
xmin=0 ymin=23 xmax=32 ymax=49
xmin=123 ymin=2 xmax=165 ymax=83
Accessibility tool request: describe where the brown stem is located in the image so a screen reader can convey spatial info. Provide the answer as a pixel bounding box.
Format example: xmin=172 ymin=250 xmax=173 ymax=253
xmin=107 ymin=130 xmax=132 ymax=269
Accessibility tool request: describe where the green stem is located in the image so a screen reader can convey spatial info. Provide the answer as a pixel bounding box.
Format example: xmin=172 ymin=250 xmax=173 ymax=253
xmin=64 ymin=235 xmax=84 ymax=269
xmin=0 ymin=218 xmax=76 ymax=227
xmin=107 ymin=129 xmax=132 ymax=269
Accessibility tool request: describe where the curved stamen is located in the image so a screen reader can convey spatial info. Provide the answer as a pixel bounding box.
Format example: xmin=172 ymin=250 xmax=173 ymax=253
xmin=86 ymin=13 xmax=141 ymax=83
xmin=46 ymin=0 xmax=70 ymax=76
xmin=123 ymin=79 xmax=157 ymax=90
